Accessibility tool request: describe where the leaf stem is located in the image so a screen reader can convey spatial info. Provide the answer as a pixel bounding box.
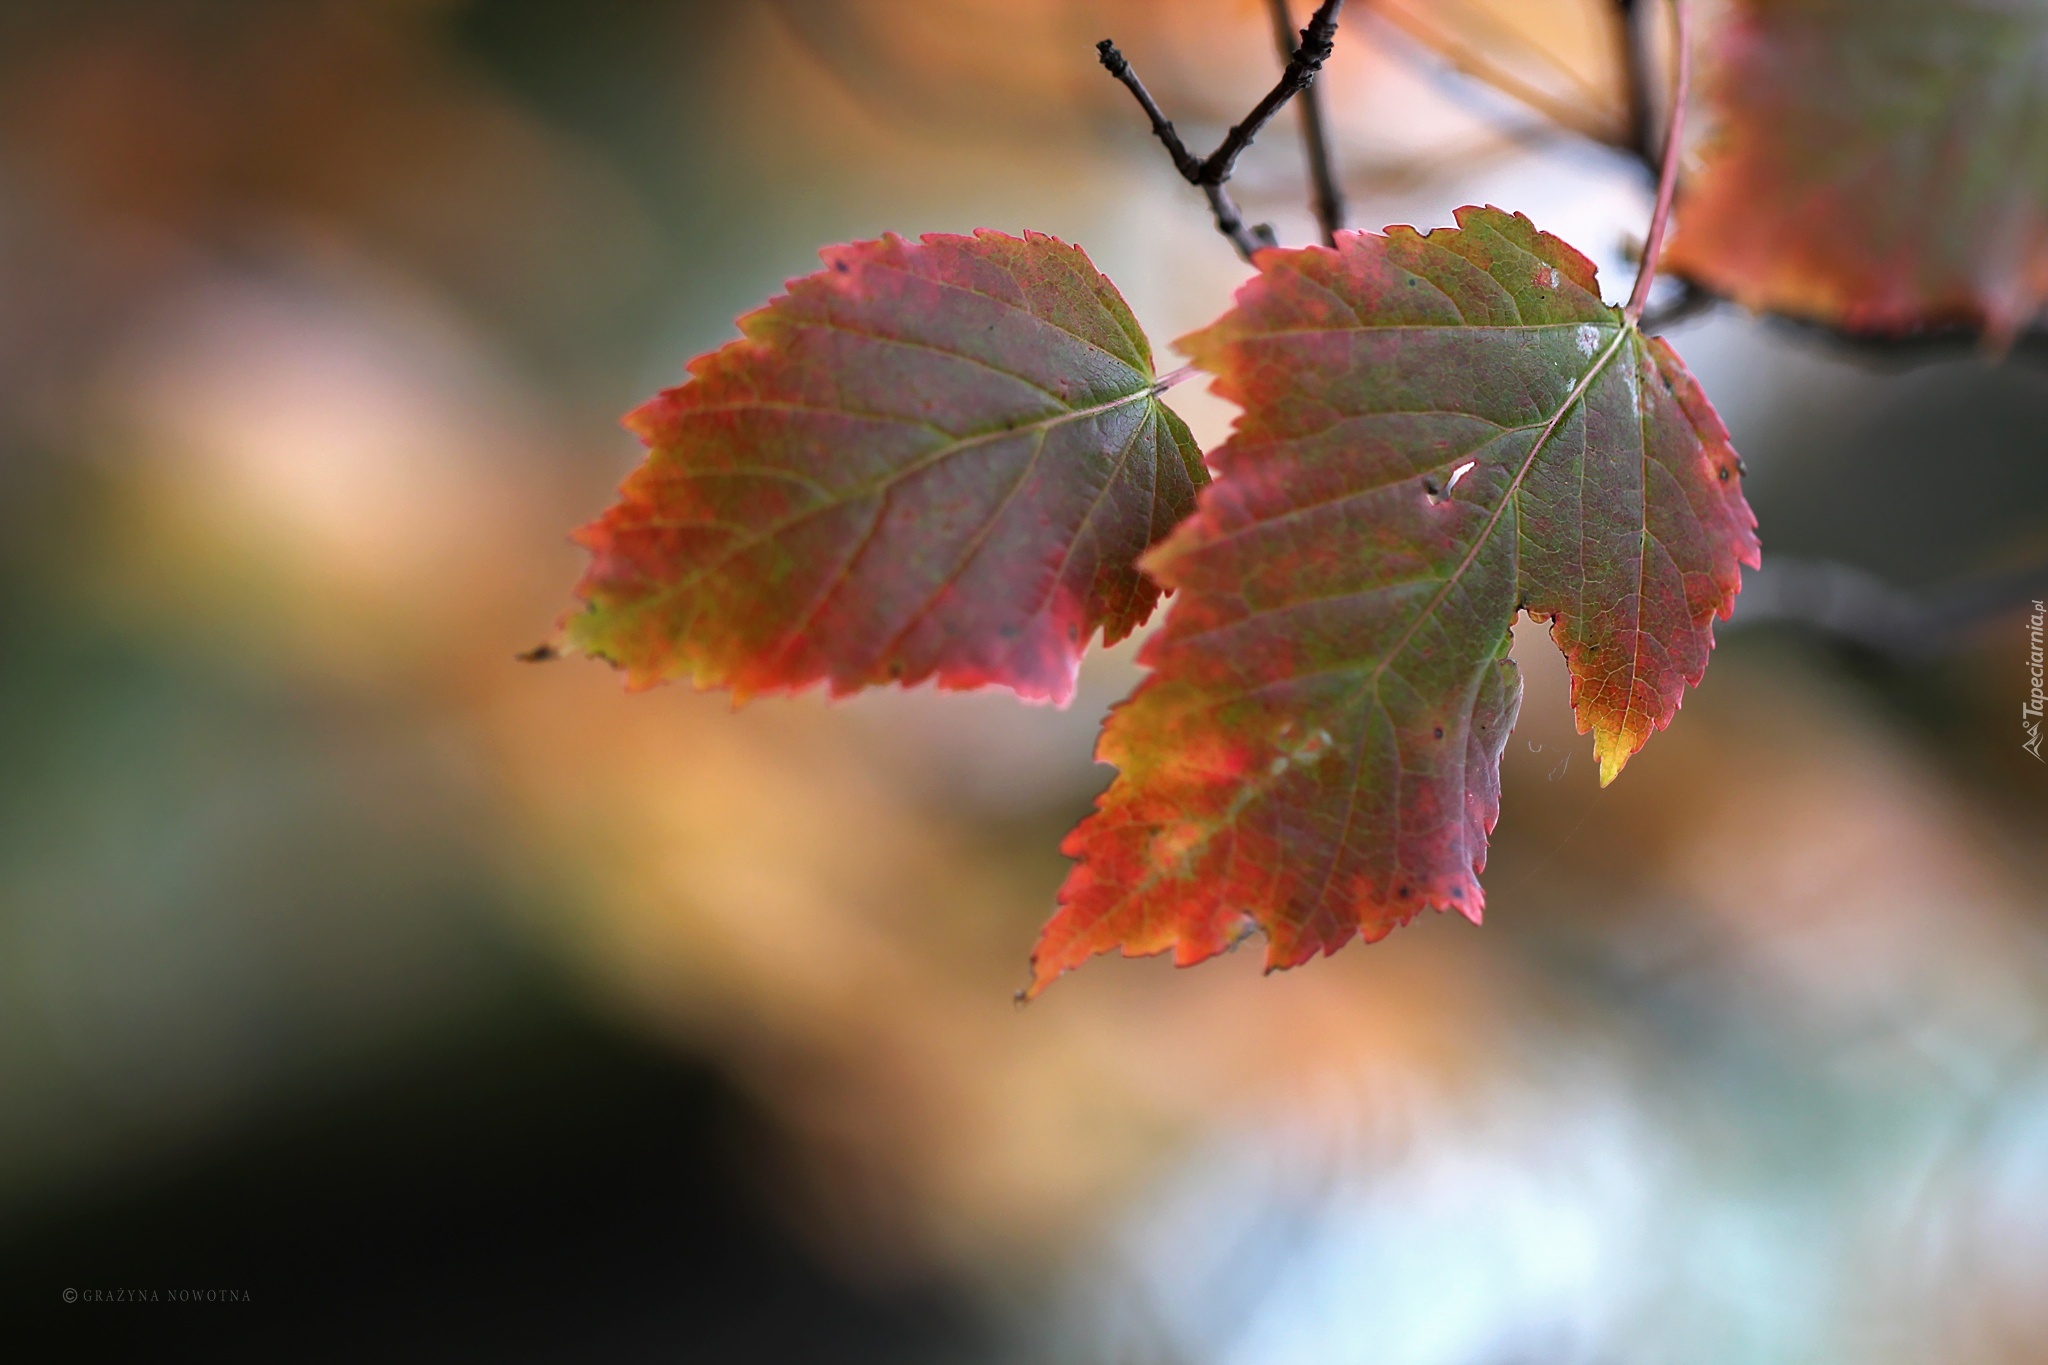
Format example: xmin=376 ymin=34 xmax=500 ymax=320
xmin=1097 ymin=1 xmax=1344 ymax=262
xmin=1624 ymin=0 xmax=1690 ymax=323
xmin=1268 ymin=0 xmax=1346 ymax=247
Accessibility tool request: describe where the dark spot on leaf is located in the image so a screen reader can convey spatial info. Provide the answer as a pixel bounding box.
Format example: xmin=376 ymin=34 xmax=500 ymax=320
xmin=515 ymin=643 xmax=559 ymax=663
xmin=1718 ymin=466 xmax=1730 ymax=481
xmin=1397 ymin=886 xmax=1411 ymax=899
xmin=1433 ymin=726 xmax=1444 ymax=739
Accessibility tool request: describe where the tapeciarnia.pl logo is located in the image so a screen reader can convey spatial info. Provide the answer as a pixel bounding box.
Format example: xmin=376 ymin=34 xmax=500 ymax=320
xmin=2026 ymin=599 xmax=2045 ymax=762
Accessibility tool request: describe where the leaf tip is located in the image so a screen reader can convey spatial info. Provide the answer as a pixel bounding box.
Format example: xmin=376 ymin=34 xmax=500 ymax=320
xmin=1021 ymin=951 xmax=1066 ymax=1002
xmin=1595 ymin=736 xmax=1630 ymax=788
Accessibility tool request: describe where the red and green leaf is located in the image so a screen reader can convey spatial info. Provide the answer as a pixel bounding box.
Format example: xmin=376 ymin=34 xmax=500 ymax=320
xmin=565 ymin=230 xmax=1206 ymax=705
xmin=1033 ymin=207 xmax=1759 ymax=995
xmin=1670 ymin=0 xmax=2048 ymax=338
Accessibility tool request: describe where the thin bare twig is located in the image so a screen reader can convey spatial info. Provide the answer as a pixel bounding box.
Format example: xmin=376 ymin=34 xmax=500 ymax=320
xmin=1097 ymin=1 xmax=1344 ymax=261
xmin=1202 ymin=0 xmax=1344 ymax=184
xmin=1624 ymin=0 xmax=1690 ymax=322
xmin=1093 ymin=41 xmax=1201 ymax=181
xmin=1097 ymin=39 xmax=1268 ymax=257
xmin=1268 ymin=0 xmax=1345 ymax=246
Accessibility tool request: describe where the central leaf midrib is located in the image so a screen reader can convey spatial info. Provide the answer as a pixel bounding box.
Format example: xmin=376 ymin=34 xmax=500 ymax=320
xmin=638 ymin=377 xmax=1164 ymax=604
xmin=1349 ymin=322 xmax=1634 ymax=701
xmin=1294 ymin=320 xmax=1633 ymax=919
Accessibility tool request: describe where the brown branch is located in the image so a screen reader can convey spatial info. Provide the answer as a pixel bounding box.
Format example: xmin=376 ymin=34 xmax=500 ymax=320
xmin=1201 ymin=0 xmax=1344 ymax=183
xmin=1097 ymin=39 xmax=1267 ymax=257
xmin=1097 ymin=1 xmax=1344 ymax=261
xmin=1268 ymin=0 xmax=1345 ymax=247
xmin=1094 ymin=40 xmax=1202 ymax=182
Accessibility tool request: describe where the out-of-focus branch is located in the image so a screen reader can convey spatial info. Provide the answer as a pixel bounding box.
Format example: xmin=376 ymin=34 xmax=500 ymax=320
xmin=1369 ymin=2 xmax=1627 ymax=148
xmin=1637 ymin=270 xmax=2048 ymax=362
xmin=1614 ymin=0 xmax=1662 ymax=175
xmin=1728 ymin=556 xmax=2048 ymax=662
xmin=1639 ymin=276 xmax=1717 ymax=333
xmin=1097 ymin=1 xmax=1344 ymax=261
xmin=1267 ymin=0 xmax=1345 ymax=247
xmin=1625 ymin=0 xmax=1690 ymax=323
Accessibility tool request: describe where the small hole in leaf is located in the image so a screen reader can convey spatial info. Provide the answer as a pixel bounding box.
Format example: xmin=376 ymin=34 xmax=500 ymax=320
xmin=1433 ymin=726 xmax=1444 ymax=739
xmin=1718 ymin=466 xmax=1730 ymax=481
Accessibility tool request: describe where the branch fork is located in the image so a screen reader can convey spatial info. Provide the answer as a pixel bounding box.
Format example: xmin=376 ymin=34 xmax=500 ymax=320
xmin=1098 ymin=0 xmax=1346 ymax=260
xmin=1624 ymin=0 xmax=1692 ymax=324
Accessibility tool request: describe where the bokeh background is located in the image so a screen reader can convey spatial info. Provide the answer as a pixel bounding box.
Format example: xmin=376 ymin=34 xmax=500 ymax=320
xmin=3 ymin=0 xmax=2045 ymax=1358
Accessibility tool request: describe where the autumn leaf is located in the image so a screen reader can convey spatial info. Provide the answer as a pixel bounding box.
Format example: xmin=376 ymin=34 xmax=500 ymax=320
xmin=1669 ymin=0 xmax=2048 ymax=339
xmin=565 ymin=230 xmax=1207 ymax=705
xmin=1032 ymin=206 xmax=1758 ymax=995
